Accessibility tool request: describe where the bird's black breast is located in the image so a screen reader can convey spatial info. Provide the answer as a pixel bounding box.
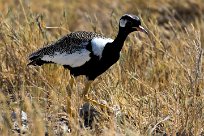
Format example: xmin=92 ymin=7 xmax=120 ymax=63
xmin=64 ymin=43 xmax=120 ymax=80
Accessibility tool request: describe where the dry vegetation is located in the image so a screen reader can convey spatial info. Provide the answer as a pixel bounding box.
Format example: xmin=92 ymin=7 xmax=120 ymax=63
xmin=0 ymin=0 xmax=204 ymax=135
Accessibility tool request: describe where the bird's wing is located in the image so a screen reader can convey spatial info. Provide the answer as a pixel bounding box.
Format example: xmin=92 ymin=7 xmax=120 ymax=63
xmin=28 ymin=31 xmax=105 ymax=67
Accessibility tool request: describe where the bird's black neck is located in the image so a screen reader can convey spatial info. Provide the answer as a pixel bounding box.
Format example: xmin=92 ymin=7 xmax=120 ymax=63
xmin=112 ymin=28 xmax=130 ymax=52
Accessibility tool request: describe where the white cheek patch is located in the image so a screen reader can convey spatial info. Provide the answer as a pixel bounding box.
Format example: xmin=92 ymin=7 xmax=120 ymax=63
xmin=119 ymin=19 xmax=127 ymax=27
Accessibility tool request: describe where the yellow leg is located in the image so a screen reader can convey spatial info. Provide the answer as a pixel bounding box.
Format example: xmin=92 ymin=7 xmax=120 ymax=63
xmin=66 ymin=76 xmax=75 ymax=117
xmin=81 ymin=80 xmax=92 ymax=97
xmin=82 ymin=80 xmax=109 ymax=110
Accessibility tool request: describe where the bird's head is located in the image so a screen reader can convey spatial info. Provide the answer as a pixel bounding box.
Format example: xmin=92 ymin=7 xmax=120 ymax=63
xmin=119 ymin=14 xmax=148 ymax=34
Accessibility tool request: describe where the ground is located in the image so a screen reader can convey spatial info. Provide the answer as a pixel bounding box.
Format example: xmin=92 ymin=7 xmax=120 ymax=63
xmin=0 ymin=0 xmax=204 ymax=135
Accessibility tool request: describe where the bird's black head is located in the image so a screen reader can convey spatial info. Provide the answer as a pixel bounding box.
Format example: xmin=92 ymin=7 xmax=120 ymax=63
xmin=119 ymin=14 xmax=148 ymax=34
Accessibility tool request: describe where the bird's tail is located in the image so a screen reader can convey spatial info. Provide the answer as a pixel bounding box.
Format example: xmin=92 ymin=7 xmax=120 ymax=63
xmin=27 ymin=55 xmax=42 ymax=66
xmin=27 ymin=60 xmax=36 ymax=66
xmin=27 ymin=58 xmax=51 ymax=66
xmin=27 ymin=51 xmax=50 ymax=66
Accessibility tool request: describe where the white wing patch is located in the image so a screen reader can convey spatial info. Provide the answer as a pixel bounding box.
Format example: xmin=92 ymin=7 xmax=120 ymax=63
xmin=41 ymin=49 xmax=91 ymax=67
xmin=91 ymin=37 xmax=113 ymax=59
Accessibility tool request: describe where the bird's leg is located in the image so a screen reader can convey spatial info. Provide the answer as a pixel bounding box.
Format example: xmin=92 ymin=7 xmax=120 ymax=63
xmin=81 ymin=80 xmax=92 ymax=97
xmin=82 ymin=80 xmax=109 ymax=110
xmin=66 ymin=76 xmax=75 ymax=117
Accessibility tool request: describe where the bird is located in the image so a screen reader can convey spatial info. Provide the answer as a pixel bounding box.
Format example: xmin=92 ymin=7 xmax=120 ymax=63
xmin=28 ymin=14 xmax=148 ymax=115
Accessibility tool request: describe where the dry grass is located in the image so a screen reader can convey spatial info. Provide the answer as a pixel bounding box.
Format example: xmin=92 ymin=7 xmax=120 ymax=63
xmin=0 ymin=0 xmax=204 ymax=135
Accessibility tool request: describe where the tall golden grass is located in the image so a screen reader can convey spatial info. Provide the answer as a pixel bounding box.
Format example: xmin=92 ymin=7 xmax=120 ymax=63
xmin=0 ymin=0 xmax=203 ymax=135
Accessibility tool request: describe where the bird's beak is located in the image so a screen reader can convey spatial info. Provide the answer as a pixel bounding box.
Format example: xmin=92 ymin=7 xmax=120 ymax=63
xmin=134 ymin=25 xmax=148 ymax=35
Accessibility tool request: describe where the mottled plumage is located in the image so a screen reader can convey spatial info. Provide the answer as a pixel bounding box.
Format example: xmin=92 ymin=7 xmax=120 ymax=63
xmin=28 ymin=31 xmax=107 ymax=64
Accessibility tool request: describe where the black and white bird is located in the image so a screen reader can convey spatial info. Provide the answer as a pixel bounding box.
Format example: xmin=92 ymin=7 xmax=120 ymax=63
xmin=28 ymin=14 xmax=148 ymax=112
